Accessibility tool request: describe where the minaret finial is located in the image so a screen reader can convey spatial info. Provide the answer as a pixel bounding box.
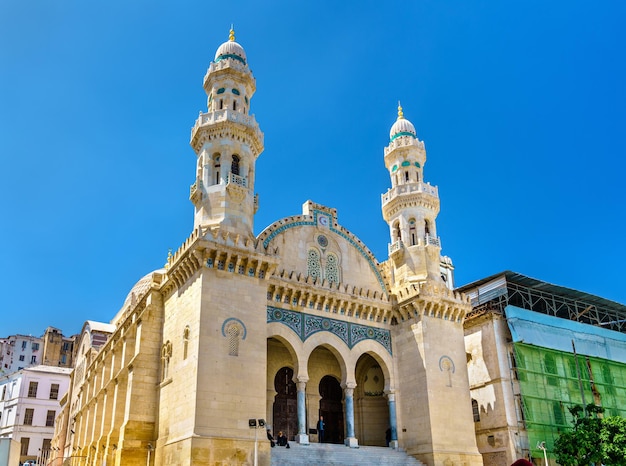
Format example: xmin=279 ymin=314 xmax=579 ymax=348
xmin=229 ymin=25 xmax=235 ymax=42
xmin=397 ymin=101 xmax=404 ymax=120
xmin=165 ymin=248 xmax=173 ymax=269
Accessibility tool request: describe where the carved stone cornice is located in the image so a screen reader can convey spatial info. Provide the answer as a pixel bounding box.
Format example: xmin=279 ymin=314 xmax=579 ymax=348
xmin=393 ymin=281 xmax=471 ymax=323
xmin=267 ymin=273 xmax=392 ymax=324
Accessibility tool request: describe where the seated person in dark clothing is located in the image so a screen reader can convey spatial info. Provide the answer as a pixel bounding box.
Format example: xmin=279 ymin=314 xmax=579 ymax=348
xmin=267 ymin=429 xmax=275 ymax=447
xmin=277 ymin=431 xmax=289 ymax=447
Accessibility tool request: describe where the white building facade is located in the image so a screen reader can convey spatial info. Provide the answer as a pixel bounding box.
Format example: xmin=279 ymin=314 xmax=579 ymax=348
xmin=0 ymin=365 xmax=71 ymax=464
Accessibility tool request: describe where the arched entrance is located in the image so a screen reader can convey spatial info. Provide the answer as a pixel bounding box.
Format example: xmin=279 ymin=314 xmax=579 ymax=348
xmin=355 ymin=353 xmax=390 ymax=446
xmin=273 ymin=367 xmax=297 ymax=441
xmin=319 ymin=375 xmax=344 ymax=444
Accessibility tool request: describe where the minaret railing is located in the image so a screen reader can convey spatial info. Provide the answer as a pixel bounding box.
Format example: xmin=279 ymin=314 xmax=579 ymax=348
xmin=227 ymin=172 xmax=247 ymax=188
xmin=381 ymin=182 xmax=438 ymax=205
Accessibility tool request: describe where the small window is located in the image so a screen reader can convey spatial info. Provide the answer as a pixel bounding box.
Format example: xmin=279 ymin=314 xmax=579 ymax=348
xmin=24 ymin=408 xmax=34 ymax=425
xmin=49 ymin=383 xmax=59 ymax=400
xmin=233 ymin=100 xmax=237 ymax=111
xmin=20 ymin=437 xmax=29 ymax=456
xmin=22 ymin=341 xmax=27 ymax=350
xmin=32 ymin=343 xmax=39 ymax=351
xmin=30 ymin=355 xmax=36 ymax=363
xmin=231 ymin=155 xmax=240 ymax=176
xmin=28 ymin=381 xmax=38 ymax=398
xmin=46 ymin=410 xmax=56 ymax=427
xmin=19 ymin=355 xmax=25 ymax=361
xmin=472 ymin=399 xmax=480 ymax=422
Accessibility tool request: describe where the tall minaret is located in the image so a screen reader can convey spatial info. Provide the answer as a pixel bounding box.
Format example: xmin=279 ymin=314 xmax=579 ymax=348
xmin=189 ymin=28 xmax=264 ymax=238
xmin=383 ymin=105 xmax=482 ymax=466
xmin=382 ymin=104 xmax=444 ymax=288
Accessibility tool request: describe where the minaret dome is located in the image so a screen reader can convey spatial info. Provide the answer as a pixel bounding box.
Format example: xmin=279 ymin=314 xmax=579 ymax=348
xmin=214 ymin=28 xmax=247 ymax=64
xmin=389 ymin=103 xmax=417 ymax=141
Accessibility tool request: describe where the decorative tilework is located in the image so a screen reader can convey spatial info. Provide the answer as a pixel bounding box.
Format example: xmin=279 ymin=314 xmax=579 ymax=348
xmin=267 ymin=306 xmax=392 ymax=355
xmin=261 ymin=211 xmax=388 ymax=296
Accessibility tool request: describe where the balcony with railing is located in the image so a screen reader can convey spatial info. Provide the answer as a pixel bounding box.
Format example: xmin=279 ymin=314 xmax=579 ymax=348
xmin=381 ymin=182 xmax=438 ymax=207
xmin=191 ymin=109 xmax=264 ymax=146
xmin=227 ymin=172 xmax=247 ymax=188
xmin=388 ymin=240 xmax=404 ymax=255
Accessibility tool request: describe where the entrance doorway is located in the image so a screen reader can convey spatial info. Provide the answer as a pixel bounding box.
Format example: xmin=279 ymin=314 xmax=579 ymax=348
xmin=319 ymin=375 xmax=344 ymax=444
xmin=273 ymin=367 xmax=297 ymax=441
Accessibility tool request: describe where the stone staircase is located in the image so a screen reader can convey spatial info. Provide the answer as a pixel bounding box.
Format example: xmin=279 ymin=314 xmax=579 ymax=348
xmin=271 ymin=443 xmax=425 ymax=466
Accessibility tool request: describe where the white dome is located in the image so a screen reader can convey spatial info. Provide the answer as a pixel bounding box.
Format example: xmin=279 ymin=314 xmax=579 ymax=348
xmin=214 ymin=29 xmax=247 ymax=64
xmin=389 ymin=104 xmax=417 ymax=140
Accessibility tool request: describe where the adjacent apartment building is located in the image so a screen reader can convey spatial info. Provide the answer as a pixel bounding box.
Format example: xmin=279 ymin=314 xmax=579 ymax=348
xmin=0 ymin=363 xmax=72 ymax=464
xmin=461 ymin=271 xmax=626 ymax=466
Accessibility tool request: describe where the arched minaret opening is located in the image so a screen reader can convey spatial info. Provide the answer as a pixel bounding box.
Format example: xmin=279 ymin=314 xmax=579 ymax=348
xmin=409 ymin=219 xmax=417 ymax=246
xmin=231 ymin=155 xmax=240 ymax=176
xmin=213 ymin=154 xmax=221 ymax=185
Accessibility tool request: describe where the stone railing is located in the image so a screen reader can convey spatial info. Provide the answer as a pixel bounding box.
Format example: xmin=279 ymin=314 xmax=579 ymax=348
xmin=425 ymin=234 xmax=441 ymax=247
xmin=388 ymin=240 xmax=404 ymax=255
xmin=381 ymin=182 xmax=438 ymax=205
xmin=191 ymin=110 xmax=264 ymax=146
xmin=384 ymin=136 xmax=425 ymax=156
xmin=227 ymin=172 xmax=247 ymax=188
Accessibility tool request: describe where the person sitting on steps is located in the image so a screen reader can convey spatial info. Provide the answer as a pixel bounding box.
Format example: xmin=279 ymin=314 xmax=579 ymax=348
xmin=277 ymin=431 xmax=290 ymax=448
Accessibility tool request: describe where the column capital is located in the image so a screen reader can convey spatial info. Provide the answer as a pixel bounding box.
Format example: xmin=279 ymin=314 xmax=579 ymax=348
xmin=297 ymin=376 xmax=309 ymax=384
xmin=342 ymin=382 xmax=357 ymax=390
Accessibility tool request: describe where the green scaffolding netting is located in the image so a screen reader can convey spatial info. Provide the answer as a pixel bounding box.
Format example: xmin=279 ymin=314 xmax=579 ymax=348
xmin=513 ymin=343 xmax=626 ymax=459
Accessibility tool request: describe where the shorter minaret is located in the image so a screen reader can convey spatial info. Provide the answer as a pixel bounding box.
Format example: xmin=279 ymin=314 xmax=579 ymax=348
xmin=189 ymin=28 xmax=264 ymax=238
xmin=382 ymin=104 xmax=443 ymax=288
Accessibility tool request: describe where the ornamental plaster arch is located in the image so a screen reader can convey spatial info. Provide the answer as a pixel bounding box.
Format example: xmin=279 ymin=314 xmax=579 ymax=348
xmin=267 ymin=322 xmax=307 ymax=380
xmin=346 ymin=339 xmax=396 ymax=392
xmin=302 ymin=331 xmax=351 ymax=387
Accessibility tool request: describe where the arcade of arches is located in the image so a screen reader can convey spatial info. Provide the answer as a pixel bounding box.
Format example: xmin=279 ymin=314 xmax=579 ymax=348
xmin=267 ymin=334 xmax=392 ymax=447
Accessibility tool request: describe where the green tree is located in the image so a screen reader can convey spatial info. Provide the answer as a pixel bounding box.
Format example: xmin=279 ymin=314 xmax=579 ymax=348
xmin=554 ymin=404 xmax=626 ymax=466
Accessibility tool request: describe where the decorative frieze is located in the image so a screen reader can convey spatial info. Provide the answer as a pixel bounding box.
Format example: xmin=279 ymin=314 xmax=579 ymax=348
xmin=267 ymin=306 xmax=392 ymax=354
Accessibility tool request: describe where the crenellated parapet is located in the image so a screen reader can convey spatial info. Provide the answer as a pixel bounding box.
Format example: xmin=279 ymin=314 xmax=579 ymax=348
xmin=267 ymin=269 xmax=393 ymax=324
xmin=392 ymin=281 xmax=471 ymax=323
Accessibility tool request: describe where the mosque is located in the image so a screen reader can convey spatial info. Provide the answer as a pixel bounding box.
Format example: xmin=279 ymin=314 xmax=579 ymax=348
xmin=51 ymin=30 xmax=483 ymax=466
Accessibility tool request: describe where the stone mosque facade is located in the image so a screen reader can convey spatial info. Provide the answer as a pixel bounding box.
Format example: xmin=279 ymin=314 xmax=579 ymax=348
xmin=51 ymin=30 xmax=483 ymax=466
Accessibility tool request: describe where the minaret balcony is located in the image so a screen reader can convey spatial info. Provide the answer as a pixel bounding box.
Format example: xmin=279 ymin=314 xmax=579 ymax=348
xmin=227 ymin=172 xmax=248 ymax=188
xmin=388 ymin=240 xmax=404 ymax=256
xmin=190 ymin=109 xmax=264 ymax=147
xmin=381 ymin=182 xmax=439 ymax=207
xmin=425 ymin=234 xmax=441 ymax=247
xmin=190 ymin=180 xmax=203 ymax=203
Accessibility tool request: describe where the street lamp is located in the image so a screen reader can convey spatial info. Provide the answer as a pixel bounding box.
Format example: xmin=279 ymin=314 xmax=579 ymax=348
xmin=249 ymin=418 xmax=266 ymax=466
xmin=537 ymin=441 xmax=548 ymax=466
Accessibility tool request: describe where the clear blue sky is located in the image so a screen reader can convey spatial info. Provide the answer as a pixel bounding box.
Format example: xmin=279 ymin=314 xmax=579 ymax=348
xmin=1 ymin=1 xmax=625 ymax=337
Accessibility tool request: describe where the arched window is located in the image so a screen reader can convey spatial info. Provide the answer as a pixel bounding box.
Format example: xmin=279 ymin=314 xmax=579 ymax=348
xmin=307 ymin=249 xmax=321 ymax=281
xmin=219 ymin=99 xmax=224 ymax=110
xmin=415 ymin=171 xmax=420 ymax=182
xmin=233 ymin=100 xmax=237 ymax=111
xmin=231 ymin=155 xmax=240 ymax=176
xmin=213 ymin=154 xmax=221 ymax=185
xmin=227 ymin=325 xmax=241 ymax=356
xmin=405 ymin=171 xmax=410 ymax=182
xmin=409 ymin=219 xmax=417 ymax=246
xmin=472 ymin=399 xmax=480 ymax=422
xmin=424 ymin=220 xmax=431 ymax=237
xmin=325 ymin=253 xmax=339 ymax=284
xmin=183 ymin=326 xmax=190 ymax=360
xmin=161 ymin=341 xmax=172 ymax=381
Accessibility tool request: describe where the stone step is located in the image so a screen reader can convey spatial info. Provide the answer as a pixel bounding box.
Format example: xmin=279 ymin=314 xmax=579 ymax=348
xmin=271 ymin=443 xmax=425 ymax=466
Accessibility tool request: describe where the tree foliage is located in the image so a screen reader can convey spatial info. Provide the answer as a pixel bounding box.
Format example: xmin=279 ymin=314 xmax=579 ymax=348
xmin=554 ymin=404 xmax=626 ymax=466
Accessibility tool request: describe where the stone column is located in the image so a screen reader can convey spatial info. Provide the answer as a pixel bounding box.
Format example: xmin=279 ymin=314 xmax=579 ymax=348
xmin=386 ymin=390 xmax=399 ymax=449
xmin=296 ymin=378 xmax=309 ymax=444
xmin=344 ymin=383 xmax=358 ymax=448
